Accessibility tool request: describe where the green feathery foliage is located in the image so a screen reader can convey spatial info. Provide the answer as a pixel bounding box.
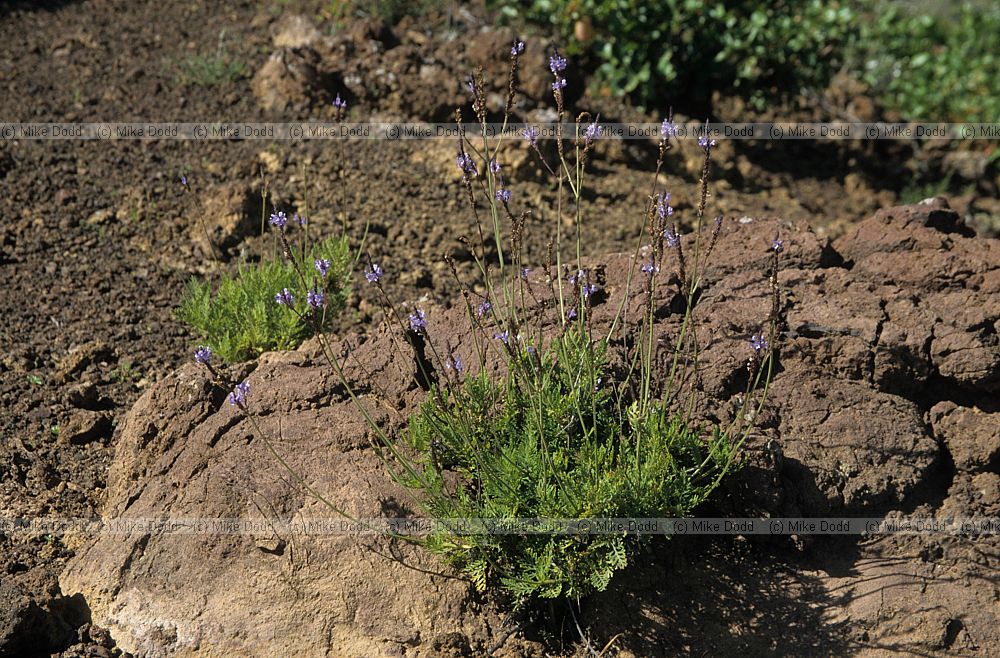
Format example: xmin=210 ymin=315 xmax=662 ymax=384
xmin=179 ymin=235 xmax=351 ymax=363
xmin=402 ymin=326 xmax=737 ymax=604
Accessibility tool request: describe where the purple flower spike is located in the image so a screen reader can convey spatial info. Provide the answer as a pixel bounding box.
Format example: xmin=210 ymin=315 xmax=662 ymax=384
xmin=408 ymin=309 xmax=427 ymax=332
xmin=180 ymin=175 xmax=189 ymax=189
xmin=333 ymin=94 xmax=347 ymax=110
xmin=294 ymin=214 xmax=307 ymax=227
xmin=523 ymin=125 xmax=539 ymax=146
xmin=664 ymin=225 xmax=680 ymax=248
xmin=520 ymin=267 xmax=530 ymax=280
xmin=566 ymin=308 xmax=577 ymax=320
xmin=489 ymin=159 xmax=502 ymax=174
xmin=269 ymin=211 xmax=288 ymax=229
xmin=275 ymin=288 xmax=294 ymax=306
xmin=549 ymin=54 xmax=567 ymax=75
xmin=447 ymin=353 xmax=463 ymax=373
xmin=307 ymin=288 xmax=325 ymax=310
xmin=495 ymin=188 xmax=511 ymax=204
xmin=457 ymin=153 xmax=478 ymax=177
xmin=582 ymin=282 xmax=598 ymax=299
xmin=750 ymin=334 xmax=768 ymax=354
xmin=315 ymin=258 xmax=331 ymax=278
xmin=660 ymin=119 xmax=678 ymax=138
xmin=511 ymin=41 xmax=525 ymax=56
xmin=771 ymin=236 xmax=784 ymax=254
xmin=494 ymin=330 xmax=510 ymax=344
xmin=228 ymin=380 xmax=250 ymax=407
xmin=657 ymin=192 xmax=673 ymax=219
xmin=364 ymin=263 xmax=382 ymax=283
xmin=641 ymin=261 xmax=658 ymax=276
xmin=194 ymin=346 xmax=212 ymax=365
xmin=477 ymin=300 xmax=492 ymax=318
xmin=584 ymin=118 xmax=601 ymax=144
xmin=551 ymin=79 xmax=567 ymax=92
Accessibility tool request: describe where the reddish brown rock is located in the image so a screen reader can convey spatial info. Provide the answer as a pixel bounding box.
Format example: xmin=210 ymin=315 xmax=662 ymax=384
xmin=930 ymin=401 xmax=1000 ymax=472
xmin=60 ymin=203 xmax=1000 ymax=656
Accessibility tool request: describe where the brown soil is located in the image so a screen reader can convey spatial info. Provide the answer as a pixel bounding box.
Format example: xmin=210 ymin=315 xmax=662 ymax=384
xmin=0 ymin=1 xmax=997 ymax=656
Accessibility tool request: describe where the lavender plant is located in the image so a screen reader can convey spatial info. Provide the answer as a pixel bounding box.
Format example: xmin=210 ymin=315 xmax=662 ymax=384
xmin=192 ymin=45 xmax=781 ymax=617
xmin=360 ymin=47 xmax=780 ymax=604
xmin=179 ymin=203 xmax=352 ymax=364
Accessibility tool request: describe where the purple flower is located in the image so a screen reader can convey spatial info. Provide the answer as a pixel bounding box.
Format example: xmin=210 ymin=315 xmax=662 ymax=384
xmin=660 ymin=119 xmax=678 ymax=138
xmin=657 ymin=192 xmax=673 ymax=219
xmin=180 ymin=175 xmax=189 ymax=189
xmin=582 ymin=282 xmax=598 ymax=299
xmin=750 ymin=334 xmax=768 ymax=354
xmin=584 ymin=118 xmax=601 ymax=144
xmin=698 ymin=121 xmax=717 ymax=150
xmin=294 ymin=213 xmax=307 ymax=227
xmin=771 ymin=236 xmax=784 ymax=253
xmin=552 ymin=79 xmax=567 ymax=92
xmin=333 ymin=94 xmax=347 ymax=110
xmin=523 ymin=125 xmax=539 ymax=146
xmin=566 ymin=308 xmax=577 ymax=320
xmin=457 ymin=153 xmax=478 ymax=177
xmin=641 ymin=261 xmax=658 ymax=276
xmin=489 ymin=159 xmax=502 ymax=174
xmin=307 ymin=288 xmax=325 ymax=310
xmin=446 ymin=353 xmax=463 ymax=373
xmin=364 ymin=263 xmax=382 ymax=283
xmin=511 ymin=41 xmax=525 ymax=56
xmin=408 ymin=309 xmax=427 ymax=332
xmin=664 ymin=225 xmax=680 ymax=248
xmin=520 ymin=267 xmax=530 ymax=280
xmin=315 ymin=258 xmax=331 ymax=278
xmin=228 ymin=380 xmax=250 ymax=407
xmin=466 ymin=77 xmax=475 ymax=94
xmin=568 ymin=269 xmax=585 ymax=285
xmin=275 ymin=288 xmax=295 ymax=306
xmin=494 ymin=330 xmax=510 ymax=344
xmin=194 ymin=346 xmax=212 ymax=365
xmin=269 ymin=211 xmax=288 ymax=229
xmin=495 ymin=188 xmax=511 ymax=204
xmin=477 ymin=300 xmax=492 ymax=318
xmin=549 ymin=54 xmax=567 ymax=75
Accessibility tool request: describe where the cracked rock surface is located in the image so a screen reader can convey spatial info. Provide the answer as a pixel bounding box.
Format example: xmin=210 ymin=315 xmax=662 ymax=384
xmin=60 ymin=200 xmax=1000 ymax=656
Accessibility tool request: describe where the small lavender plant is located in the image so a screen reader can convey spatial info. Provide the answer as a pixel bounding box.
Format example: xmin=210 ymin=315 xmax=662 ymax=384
xmin=179 ymin=156 xmax=354 ymax=364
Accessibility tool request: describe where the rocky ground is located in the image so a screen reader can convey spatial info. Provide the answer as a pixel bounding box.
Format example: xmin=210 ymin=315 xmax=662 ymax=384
xmin=1 ymin=1 xmax=998 ymax=656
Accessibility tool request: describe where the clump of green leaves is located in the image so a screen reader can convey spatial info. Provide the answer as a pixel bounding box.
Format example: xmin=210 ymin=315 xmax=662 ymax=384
xmin=179 ymin=235 xmax=351 ymax=364
xmin=494 ymin=0 xmax=857 ymax=109
xmin=848 ymin=2 xmax=1000 ymax=122
xmin=176 ymin=29 xmax=245 ymax=88
xmin=403 ymin=328 xmax=736 ymax=602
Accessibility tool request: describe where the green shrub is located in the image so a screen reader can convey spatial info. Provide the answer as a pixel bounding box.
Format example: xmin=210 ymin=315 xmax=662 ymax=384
xmin=175 ymin=29 xmax=245 ymax=88
xmin=403 ymin=327 xmax=736 ymax=602
xmin=848 ymin=2 xmax=1000 ymax=122
xmin=179 ymin=235 xmax=351 ymax=364
xmin=494 ymin=0 xmax=857 ymax=109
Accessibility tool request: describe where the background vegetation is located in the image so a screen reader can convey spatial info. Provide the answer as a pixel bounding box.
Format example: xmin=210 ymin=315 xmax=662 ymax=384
xmin=491 ymin=0 xmax=999 ymax=122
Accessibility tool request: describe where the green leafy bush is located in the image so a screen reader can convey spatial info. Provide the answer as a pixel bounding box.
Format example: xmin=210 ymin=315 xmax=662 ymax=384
xmin=179 ymin=235 xmax=351 ymax=363
xmin=403 ymin=327 xmax=736 ymax=601
xmin=848 ymin=2 xmax=1000 ymax=122
xmin=494 ymin=0 xmax=857 ymax=108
